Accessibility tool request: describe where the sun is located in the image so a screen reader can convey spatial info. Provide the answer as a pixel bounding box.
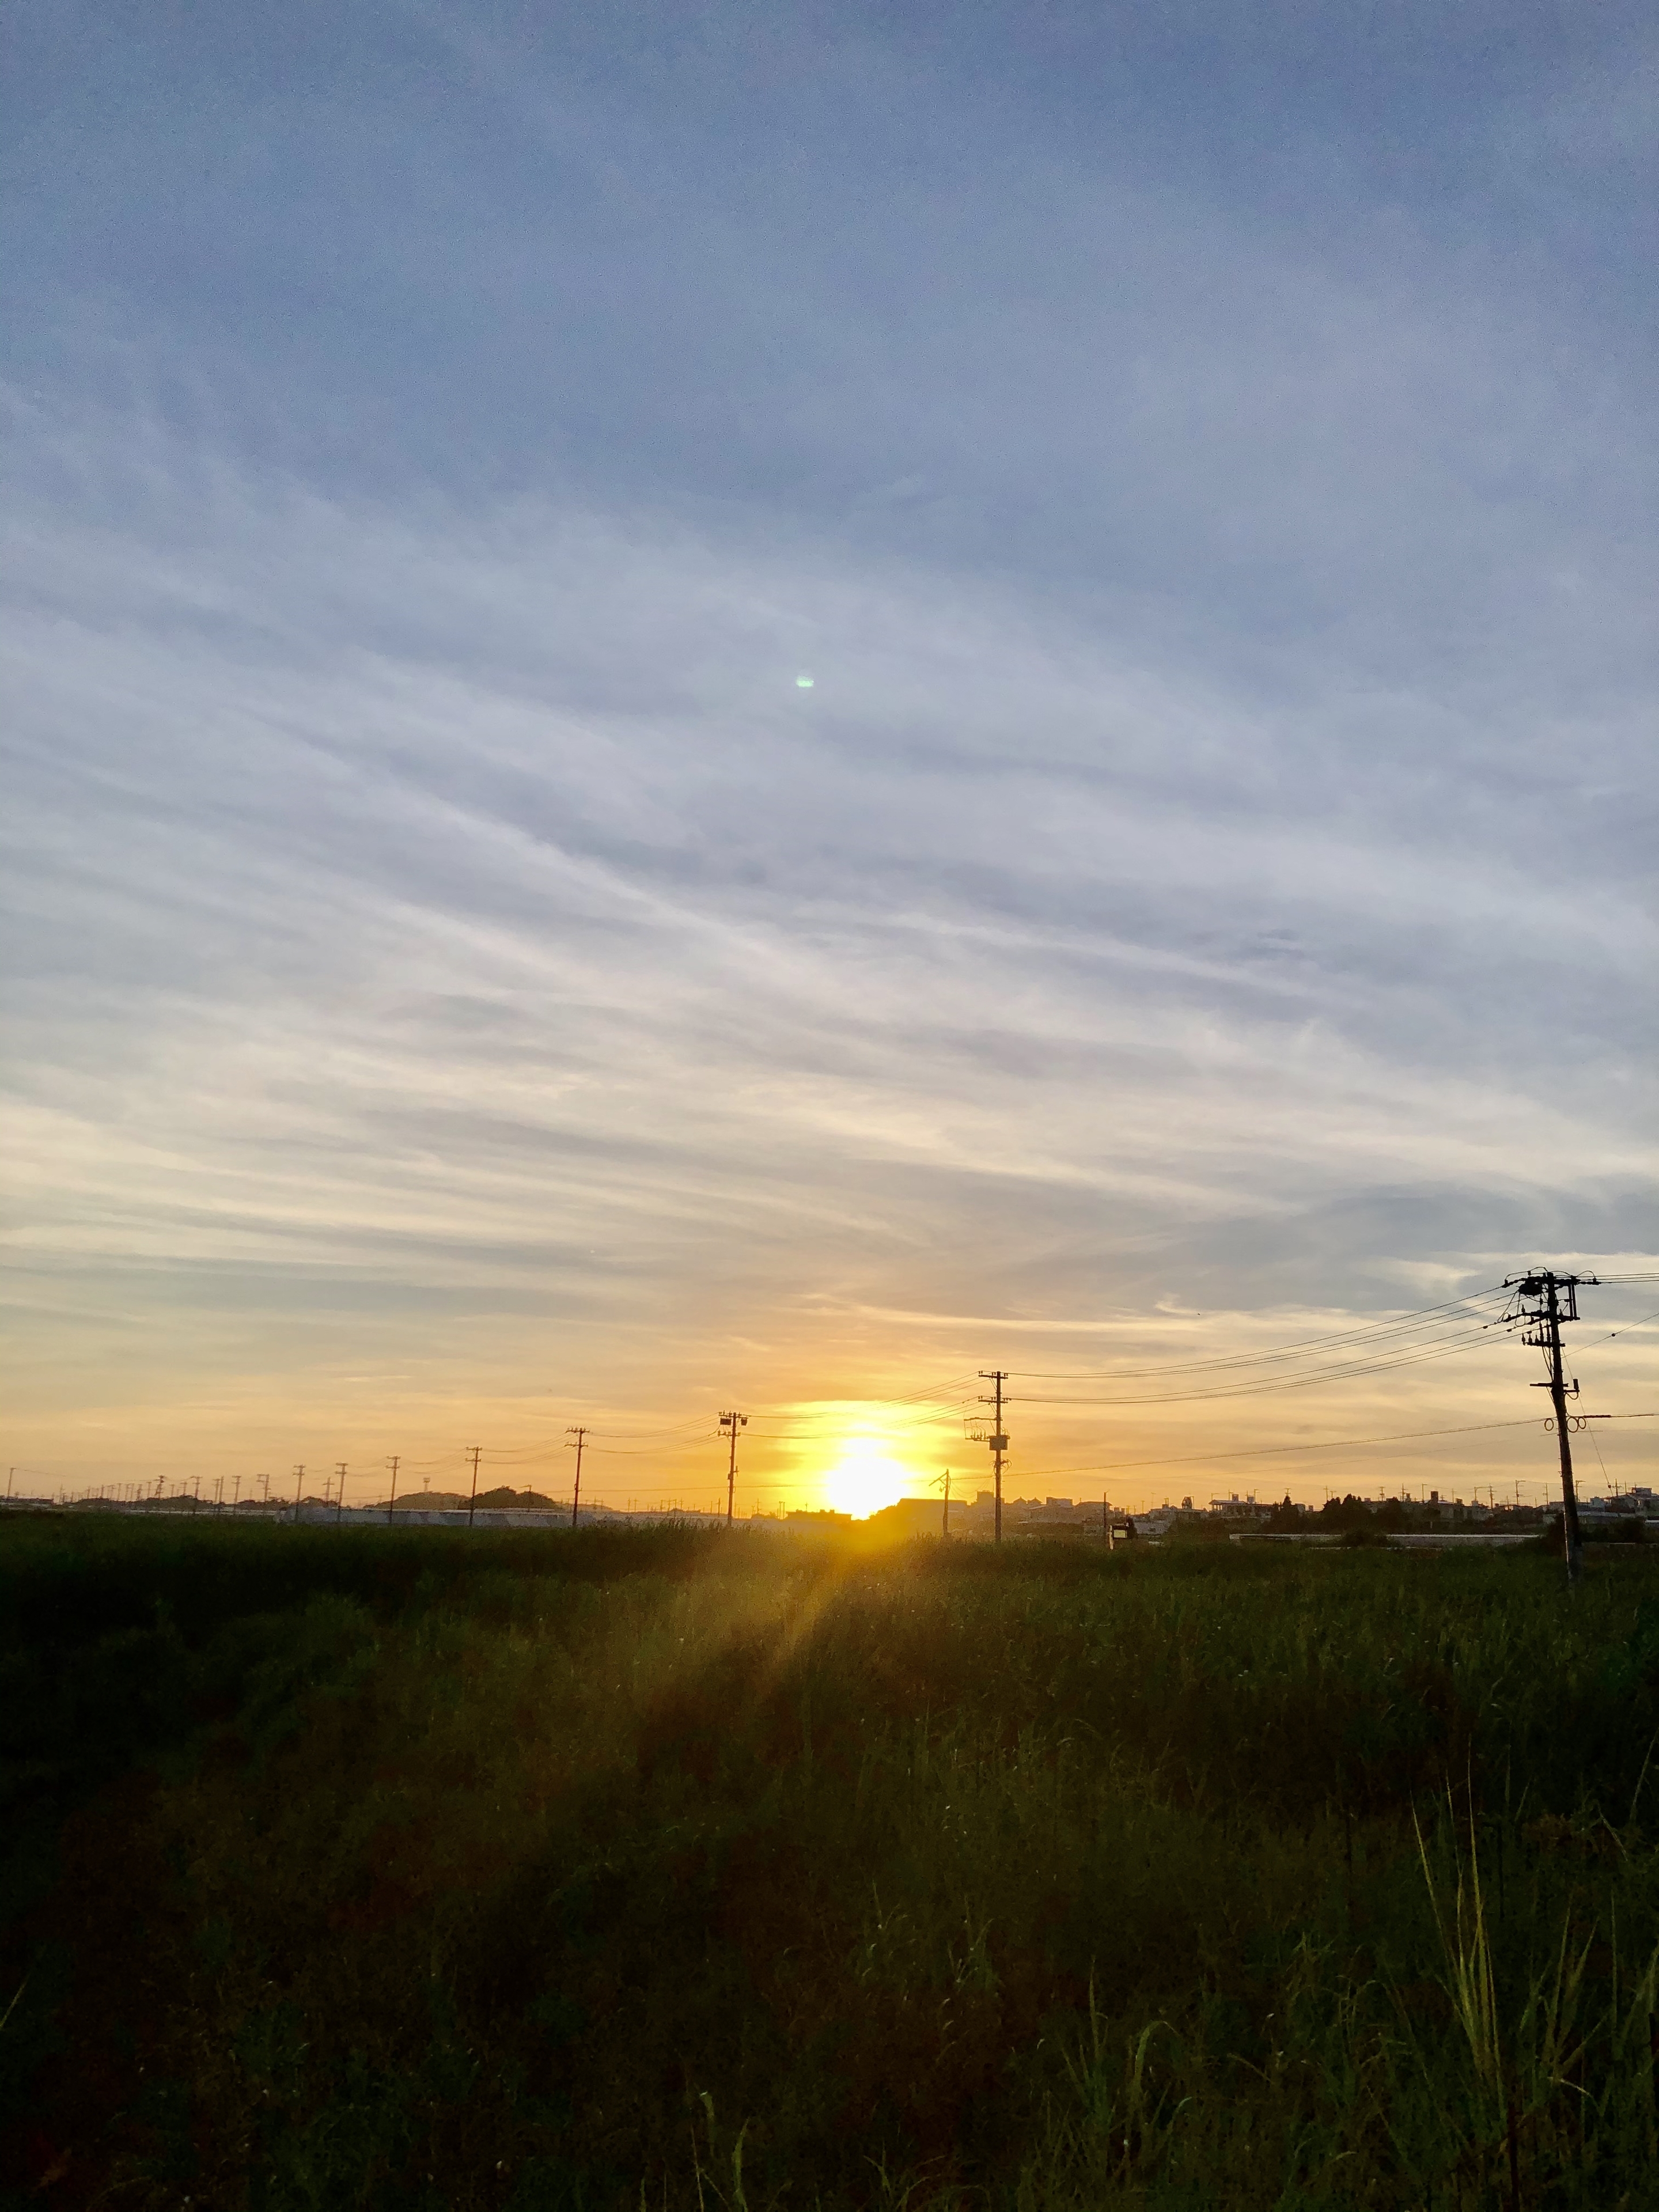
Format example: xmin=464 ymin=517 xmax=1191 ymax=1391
xmin=823 ymin=1441 xmax=910 ymax=1519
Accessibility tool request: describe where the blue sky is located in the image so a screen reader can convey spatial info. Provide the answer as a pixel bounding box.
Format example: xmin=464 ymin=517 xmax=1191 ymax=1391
xmin=3 ymin=3 xmax=1656 ymax=1505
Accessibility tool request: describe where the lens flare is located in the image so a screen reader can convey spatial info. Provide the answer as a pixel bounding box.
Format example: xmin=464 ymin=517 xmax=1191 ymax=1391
xmin=796 ymin=673 xmax=815 ymax=688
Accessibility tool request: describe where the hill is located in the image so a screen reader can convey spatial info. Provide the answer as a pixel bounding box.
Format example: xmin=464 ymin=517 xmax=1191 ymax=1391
xmin=386 ymin=1486 xmax=565 ymax=1513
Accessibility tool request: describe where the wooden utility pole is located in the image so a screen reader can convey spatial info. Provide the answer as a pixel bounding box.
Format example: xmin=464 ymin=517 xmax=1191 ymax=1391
xmin=335 ymin=1462 xmax=348 ymax=1525
xmin=465 ymin=1445 xmax=483 ymax=1528
xmin=566 ymin=1427 xmax=587 ymax=1530
xmin=292 ymin=1465 xmax=305 ymax=1524
xmin=1504 ymin=1270 xmax=1599 ymax=1586
xmin=978 ymin=1372 xmax=1008 ymax=1543
xmin=385 ymin=1454 xmax=400 ymax=1527
xmin=719 ymin=1411 xmax=747 ymax=1525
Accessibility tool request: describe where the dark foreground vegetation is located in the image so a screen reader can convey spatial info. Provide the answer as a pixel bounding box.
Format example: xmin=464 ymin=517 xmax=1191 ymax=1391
xmin=5 ymin=1520 xmax=1659 ymax=2209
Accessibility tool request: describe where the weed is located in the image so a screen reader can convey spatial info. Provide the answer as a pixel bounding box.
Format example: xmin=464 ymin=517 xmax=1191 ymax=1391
xmin=5 ymin=1522 xmax=1659 ymax=2206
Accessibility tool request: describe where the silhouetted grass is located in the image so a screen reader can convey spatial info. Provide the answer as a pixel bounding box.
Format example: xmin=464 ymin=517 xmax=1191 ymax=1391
xmin=4 ymin=1518 xmax=1659 ymax=2208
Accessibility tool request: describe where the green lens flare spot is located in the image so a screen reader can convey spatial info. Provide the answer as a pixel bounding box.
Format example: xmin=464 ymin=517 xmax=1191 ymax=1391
xmin=796 ymin=674 xmax=815 ymax=688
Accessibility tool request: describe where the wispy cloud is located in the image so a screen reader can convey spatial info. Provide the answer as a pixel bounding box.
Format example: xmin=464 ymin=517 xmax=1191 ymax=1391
xmin=2 ymin=3 xmax=1654 ymax=1499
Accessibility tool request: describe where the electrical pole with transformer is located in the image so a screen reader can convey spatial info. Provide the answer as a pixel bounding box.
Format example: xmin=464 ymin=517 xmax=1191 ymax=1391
xmin=1503 ymin=1269 xmax=1600 ymax=1585
xmin=566 ymin=1426 xmax=587 ymax=1530
xmin=979 ymin=1371 xmax=1008 ymax=1543
xmin=719 ymin=1410 xmax=747 ymax=1525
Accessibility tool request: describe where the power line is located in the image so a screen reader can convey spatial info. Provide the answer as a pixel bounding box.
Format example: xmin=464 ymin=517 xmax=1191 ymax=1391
xmin=1024 ymin=1300 xmax=1512 ymax=1379
xmin=978 ymin=1370 xmax=1007 ymax=1544
xmin=1011 ymin=1413 xmax=1581 ymax=1483
xmin=1581 ymin=1305 xmax=1659 ymax=1346
xmin=1007 ymin=1289 xmax=1510 ymax=1380
xmin=719 ymin=1410 xmax=747 ymax=1526
xmin=1502 ymin=1270 xmax=1597 ymax=1586
xmin=29 ymin=1273 xmax=1655 ymax=1512
xmin=566 ymin=1426 xmax=586 ymax=1531
xmin=1007 ymin=1321 xmax=1512 ymax=1407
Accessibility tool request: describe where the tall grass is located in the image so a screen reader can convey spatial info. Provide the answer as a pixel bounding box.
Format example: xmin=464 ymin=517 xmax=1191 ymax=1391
xmin=4 ymin=1520 xmax=1659 ymax=2207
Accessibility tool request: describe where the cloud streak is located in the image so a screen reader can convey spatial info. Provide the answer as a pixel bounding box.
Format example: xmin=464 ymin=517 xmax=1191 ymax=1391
xmin=1 ymin=3 xmax=1654 ymax=1501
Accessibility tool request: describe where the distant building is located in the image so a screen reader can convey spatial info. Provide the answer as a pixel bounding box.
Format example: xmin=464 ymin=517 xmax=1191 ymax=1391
xmin=859 ymin=1497 xmax=944 ymax=1538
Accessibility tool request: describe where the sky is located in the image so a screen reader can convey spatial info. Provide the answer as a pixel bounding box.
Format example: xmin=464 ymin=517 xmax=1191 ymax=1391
xmin=3 ymin=1 xmax=1656 ymax=1513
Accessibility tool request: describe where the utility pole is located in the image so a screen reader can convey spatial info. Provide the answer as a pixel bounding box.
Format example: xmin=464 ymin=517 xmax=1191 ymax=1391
xmin=292 ymin=1465 xmax=305 ymax=1524
xmin=385 ymin=1454 xmax=400 ymax=1527
xmin=466 ymin=1445 xmax=483 ymax=1528
xmin=719 ymin=1411 xmax=747 ymax=1525
xmin=978 ymin=1371 xmax=1008 ymax=1543
xmin=566 ymin=1427 xmax=587 ymax=1531
xmin=335 ymin=1462 xmax=347 ymax=1525
xmin=1503 ymin=1269 xmax=1599 ymax=1586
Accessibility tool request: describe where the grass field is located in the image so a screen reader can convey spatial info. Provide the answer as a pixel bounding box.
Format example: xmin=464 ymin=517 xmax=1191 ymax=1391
xmin=5 ymin=1520 xmax=1659 ymax=2210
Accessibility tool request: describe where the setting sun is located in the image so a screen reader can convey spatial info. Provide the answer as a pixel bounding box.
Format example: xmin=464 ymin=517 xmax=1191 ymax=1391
xmin=822 ymin=1441 xmax=911 ymax=1519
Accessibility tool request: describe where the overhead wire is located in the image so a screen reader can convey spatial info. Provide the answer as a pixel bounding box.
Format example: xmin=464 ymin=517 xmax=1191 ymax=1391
xmin=1006 ymin=1288 xmax=1511 ymax=1380
xmin=1008 ymin=1320 xmax=1516 ymax=1407
xmin=1005 ymin=1409 xmax=1659 ymax=1485
xmin=1580 ymin=1305 xmax=1659 ymax=1346
xmin=39 ymin=1279 xmax=1657 ymax=1503
xmin=228 ymin=1304 xmax=1659 ymax=1487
